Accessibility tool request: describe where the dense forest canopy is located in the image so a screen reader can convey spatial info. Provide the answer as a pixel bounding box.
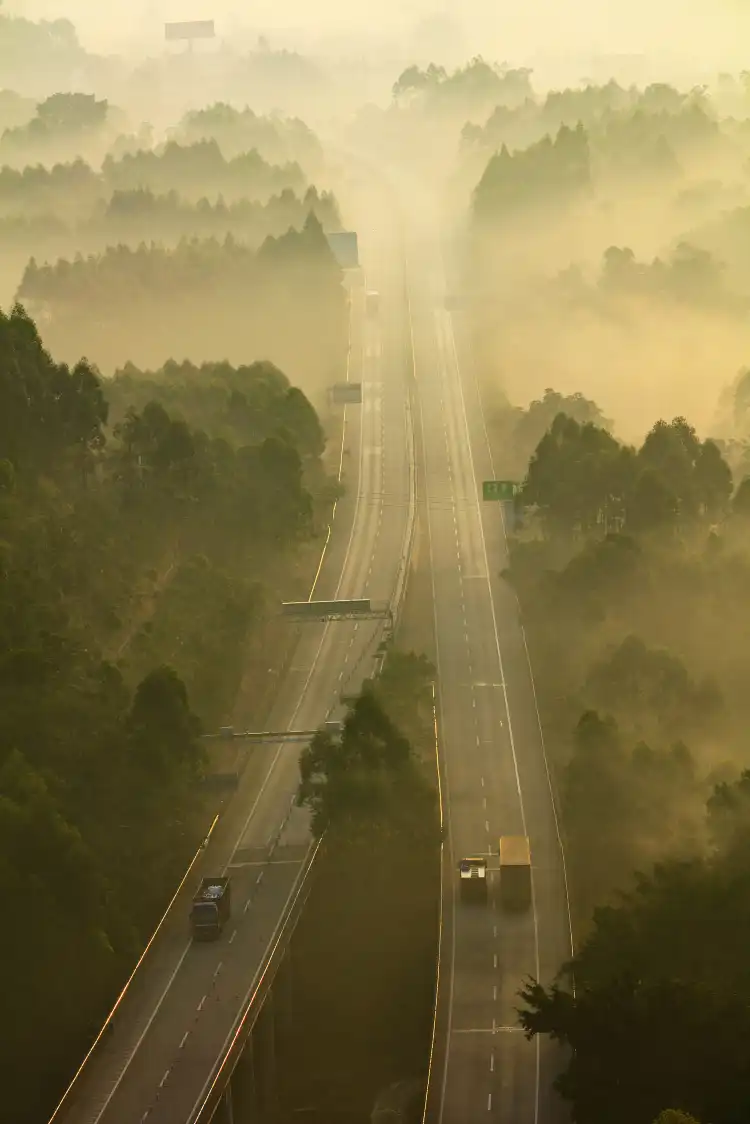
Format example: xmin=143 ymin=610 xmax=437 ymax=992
xmin=0 ymin=142 xmax=310 ymax=219
xmin=448 ymin=56 xmax=750 ymax=1124
xmin=0 ymin=295 xmax=336 ymax=1121
xmin=0 ymin=185 xmax=340 ymax=276
xmin=483 ymin=397 xmax=750 ymax=1123
xmin=168 ymin=102 xmax=325 ymax=170
xmin=15 ymin=212 xmax=348 ymax=382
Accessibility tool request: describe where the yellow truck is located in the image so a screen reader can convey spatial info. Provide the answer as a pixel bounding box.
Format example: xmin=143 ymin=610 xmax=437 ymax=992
xmin=498 ymin=835 xmax=531 ymax=911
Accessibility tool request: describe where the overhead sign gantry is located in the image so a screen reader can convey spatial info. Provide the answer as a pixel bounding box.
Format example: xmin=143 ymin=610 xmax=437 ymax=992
xmin=281 ymin=599 xmax=392 ymax=623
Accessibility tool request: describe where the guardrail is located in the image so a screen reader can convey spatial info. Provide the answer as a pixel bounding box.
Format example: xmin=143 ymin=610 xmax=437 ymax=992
xmin=389 ymin=260 xmax=419 ymax=641
xmin=188 ymin=362 xmax=420 ymax=1120
xmin=421 ymin=684 xmax=448 ymax=1124
xmin=188 ymin=269 xmax=421 ymax=1120
xmin=389 ymin=389 xmax=417 ymax=638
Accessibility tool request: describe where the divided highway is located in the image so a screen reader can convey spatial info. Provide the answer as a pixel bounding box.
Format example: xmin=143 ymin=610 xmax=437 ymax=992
xmin=52 ymin=257 xmax=414 ymax=1124
xmin=49 ymin=180 xmax=571 ymax=1124
xmin=409 ymin=232 xmax=574 ymax=1123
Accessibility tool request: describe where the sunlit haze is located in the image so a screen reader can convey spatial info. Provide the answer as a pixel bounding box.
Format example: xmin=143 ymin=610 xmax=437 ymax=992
xmin=7 ymin=0 xmax=750 ymax=74
xmin=4 ymin=4 xmax=750 ymax=1124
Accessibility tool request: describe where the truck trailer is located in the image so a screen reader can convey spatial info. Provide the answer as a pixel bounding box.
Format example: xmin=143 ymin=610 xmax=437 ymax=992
xmin=498 ymin=835 xmax=531 ymax=912
xmin=190 ymin=876 xmax=231 ymax=939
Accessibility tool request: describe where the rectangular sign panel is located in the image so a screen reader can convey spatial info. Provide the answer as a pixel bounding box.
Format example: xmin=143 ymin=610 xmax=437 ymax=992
xmin=330 ymin=382 xmax=362 ymax=404
xmin=326 ymin=231 xmax=359 ymax=268
xmin=165 ymin=20 xmax=215 ymax=40
xmin=482 ymin=480 xmax=519 ymax=502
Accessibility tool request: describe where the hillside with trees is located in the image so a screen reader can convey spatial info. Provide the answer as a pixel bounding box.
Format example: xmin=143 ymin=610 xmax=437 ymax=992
xmin=0 ymin=185 xmax=340 ymax=292
xmin=102 ymin=138 xmax=306 ymax=203
xmin=486 ymin=401 xmax=750 ymax=1123
xmin=16 ymin=213 xmax=347 ymax=382
xmin=0 ymin=302 xmax=336 ymax=1123
xmin=287 ymin=651 xmax=440 ymax=1120
xmin=460 ymin=78 xmax=750 ymax=439
xmin=0 ymin=91 xmax=124 ymax=168
xmin=0 ymin=106 xmax=339 ymax=307
xmin=0 ymin=141 xmax=308 ymax=222
xmin=168 ymin=102 xmax=324 ymax=172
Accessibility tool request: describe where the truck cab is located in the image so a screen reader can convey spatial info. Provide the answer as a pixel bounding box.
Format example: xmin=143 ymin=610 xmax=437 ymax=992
xmin=458 ymin=856 xmax=488 ymax=902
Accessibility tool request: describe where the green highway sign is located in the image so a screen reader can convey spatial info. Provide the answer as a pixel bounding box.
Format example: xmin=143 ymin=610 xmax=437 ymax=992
xmin=482 ymin=480 xmax=519 ymax=502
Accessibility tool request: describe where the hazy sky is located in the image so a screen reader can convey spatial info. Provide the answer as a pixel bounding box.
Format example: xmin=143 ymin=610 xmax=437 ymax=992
xmin=6 ymin=0 xmax=749 ymax=69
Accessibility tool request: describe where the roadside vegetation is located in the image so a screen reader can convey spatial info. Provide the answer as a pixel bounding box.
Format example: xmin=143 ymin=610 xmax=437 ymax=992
xmin=503 ymin=406 xmax=750 ymax=1123
xmin=0 ymin=300 xmax=339 ymax=1122
xmin=439 ymin=61 xmax=750 ymax=1124
xmin=0 ymin=16 xmax=352 ymax=1119
xmin=282 ymin=651 xmax=441 ymax=1123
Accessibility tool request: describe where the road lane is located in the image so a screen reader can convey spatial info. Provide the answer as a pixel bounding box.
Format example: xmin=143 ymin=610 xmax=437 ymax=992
xmin=452 ymin=305 xmax=575 ymax=1119
xmin=56 ymin=264 xmax=414 ymax=1124
xmin=410 ymin=234 xmax=572 ymax=1123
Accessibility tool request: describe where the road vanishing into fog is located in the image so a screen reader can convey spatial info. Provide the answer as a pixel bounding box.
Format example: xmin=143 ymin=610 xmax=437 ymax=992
xmin=406 ymin=218 xmax=574 ymax=1122
xmin=52 ymin=235 xmax=414 ymax=1124
xmin=51 ymin=173 xmax=572 ymax=1124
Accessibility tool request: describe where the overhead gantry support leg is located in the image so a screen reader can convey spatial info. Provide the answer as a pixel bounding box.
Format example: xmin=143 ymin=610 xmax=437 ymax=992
xmin=273 ymin=948 xmax=295 ymax=1056
xmin=232 ymin=1028 xmax=260 ymax=1123
xmin=212 ymin=1079 xmax=235 ymax=1124
xmin=253 ymin=993 xmax=279 ymax=1123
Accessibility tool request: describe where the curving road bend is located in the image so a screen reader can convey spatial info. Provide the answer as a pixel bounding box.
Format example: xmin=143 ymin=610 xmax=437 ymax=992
xmin=408 ymin=228 xmax=574 ymax=1123
xmin=53 ymin=256 xmax=414 ymax=1124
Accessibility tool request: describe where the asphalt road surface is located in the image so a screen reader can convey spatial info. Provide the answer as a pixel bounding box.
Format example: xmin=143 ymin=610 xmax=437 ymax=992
xmin=408 ymin=228 xmax=574 ymax=1124
xmin=54 ymin=254 xmax=414 ymax=1124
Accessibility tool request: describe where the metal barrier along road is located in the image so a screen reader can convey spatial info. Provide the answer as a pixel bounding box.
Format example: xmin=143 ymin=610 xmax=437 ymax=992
xmin=189 ymin=837 xmax=323 ymax=1124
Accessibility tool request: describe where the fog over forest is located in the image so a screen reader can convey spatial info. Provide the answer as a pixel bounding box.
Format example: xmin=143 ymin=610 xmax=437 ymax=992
xmin=7 ymin=0 xmax=750 ymax=72
xmin=3 ymin=4 xmax=750 ymax=1124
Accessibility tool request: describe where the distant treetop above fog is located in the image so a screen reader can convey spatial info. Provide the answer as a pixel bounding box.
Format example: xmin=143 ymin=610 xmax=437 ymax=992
xmin=168 ymin=103 xmax=324 ymax=173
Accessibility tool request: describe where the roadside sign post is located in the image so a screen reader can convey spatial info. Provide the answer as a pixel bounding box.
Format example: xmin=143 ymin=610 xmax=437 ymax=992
xmin=482 ymin=480 xmax=520 ymax=533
